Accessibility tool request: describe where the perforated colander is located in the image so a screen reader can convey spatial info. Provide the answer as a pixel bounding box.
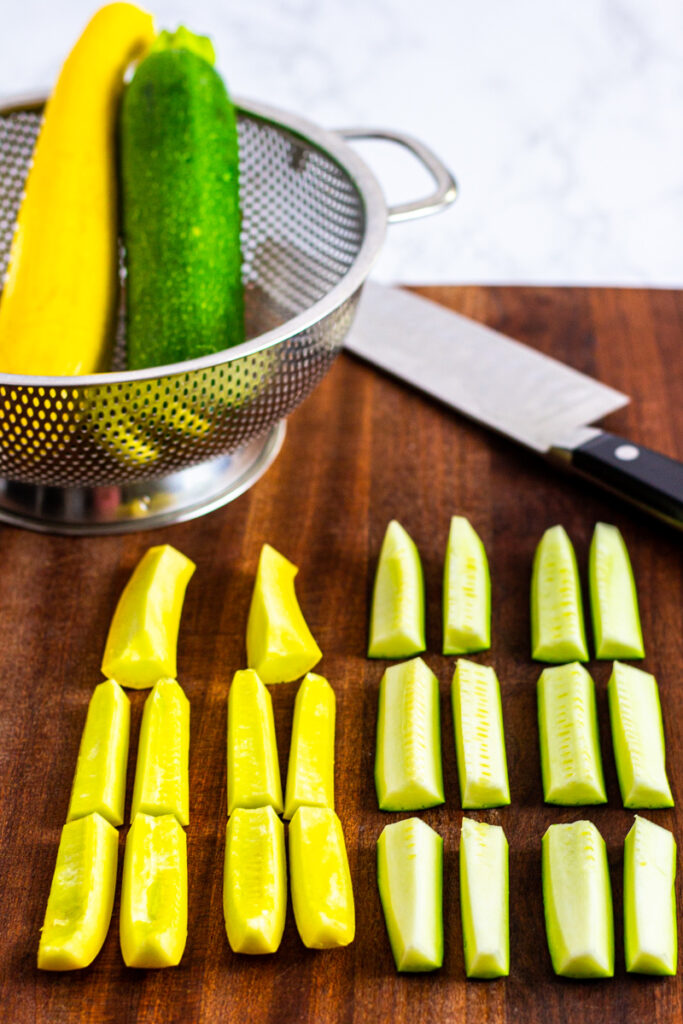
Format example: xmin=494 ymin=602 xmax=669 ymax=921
xmin=0 ymin=95 xmax=456 ymax=533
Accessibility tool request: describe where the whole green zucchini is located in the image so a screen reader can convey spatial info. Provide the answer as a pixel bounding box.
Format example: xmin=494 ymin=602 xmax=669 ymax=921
xmin=120 ymin=29 xmax=244 ymax=369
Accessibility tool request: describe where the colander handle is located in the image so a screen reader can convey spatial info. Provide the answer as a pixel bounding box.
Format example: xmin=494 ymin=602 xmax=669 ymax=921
xmin=335 ymin=128 xmax=457 ymax=224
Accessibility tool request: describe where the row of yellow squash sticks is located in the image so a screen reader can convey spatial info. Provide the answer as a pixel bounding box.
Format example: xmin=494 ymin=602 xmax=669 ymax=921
xmin=38 ymin=542 xmax=350 ymax=969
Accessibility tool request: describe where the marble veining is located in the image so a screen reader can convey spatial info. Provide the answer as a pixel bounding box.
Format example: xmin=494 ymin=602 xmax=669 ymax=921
xmin=2 ymin=0 xmax=681 ymax=286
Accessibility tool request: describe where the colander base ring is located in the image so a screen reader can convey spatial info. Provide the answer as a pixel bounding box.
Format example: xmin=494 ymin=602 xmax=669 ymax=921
xmin=0 ymin=421 xmax=285 ymax=536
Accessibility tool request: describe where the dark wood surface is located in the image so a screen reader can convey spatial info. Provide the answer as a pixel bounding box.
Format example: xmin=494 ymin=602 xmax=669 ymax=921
xmin=1 ymin=286 xmax=682 ymax=1024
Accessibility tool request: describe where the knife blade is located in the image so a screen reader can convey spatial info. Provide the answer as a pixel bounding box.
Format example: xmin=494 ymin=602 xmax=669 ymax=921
xmin=345 ymin=282 xmax=683 ymax=530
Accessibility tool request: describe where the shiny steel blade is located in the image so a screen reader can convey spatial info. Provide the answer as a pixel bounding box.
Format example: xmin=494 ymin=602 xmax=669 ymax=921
xmin=346 ymin=283 xmax=629 ymax=452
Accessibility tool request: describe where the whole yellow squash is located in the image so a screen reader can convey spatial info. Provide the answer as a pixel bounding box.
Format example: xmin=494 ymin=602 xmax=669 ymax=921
xmin=0 ymin=3 xmax=155 ymax=375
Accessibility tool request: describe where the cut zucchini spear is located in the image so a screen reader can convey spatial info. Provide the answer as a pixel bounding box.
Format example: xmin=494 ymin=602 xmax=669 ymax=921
xmin=442 ymin=515 xmax=491 ymax=655
xmin=227 ymin=669 xmax=283 ymax=816
xmin=131 ymin=679 xmax=190 ymax=826
xmin=223 ymin=806 xmax=287 ymax=955
xmin=624 ymin=815 xmax=677 ymax=975
xmin=289 ymin=806 xmax=355 ymax=949
xmin=38 ymin=813 xmax=118 ymax=971
xmin=531 ymin=525 xmax=588 ymax=663
xmin=375 ymin=657 xmax=444 ymax=812
xmin=537 ymin=662 xmax=606 ymax=805
xmin=67 ymin=680 xmax=130 ymax=827
xmin=460 ymin=818 xmax=509 ymax=978
xmin=246 ymin=544 xmax=322 ymax=685
xmin=608 ymin=662 xmax=673 ymax=808
xmin=377 ymin=817 xmax=443 ymax=972
xmin=284 ymin=672 xmax=335 ymax=820
xmin=451 ymin=659 xmax=510 ymax=809
xmin=542 ymin=820 xmax=614 ymax=978
xmin=120 ymin=812 xmax=188 ymax=968
xmin=368 ymin=520 xmax=425 ymax=659
xmin=101 ymin=545 xmax=196 ymax=689
xmin=589 ymin=523 xmax=644 ymax=660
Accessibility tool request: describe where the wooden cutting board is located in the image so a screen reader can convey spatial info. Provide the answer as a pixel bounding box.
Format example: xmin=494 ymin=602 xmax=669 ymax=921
xmin=1 ymin=286 xmax=681 ymax=1024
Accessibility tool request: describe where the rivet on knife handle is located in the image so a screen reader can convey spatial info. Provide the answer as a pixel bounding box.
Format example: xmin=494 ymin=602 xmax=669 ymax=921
xmin=551 ymin=431 xmax=683 ymax=530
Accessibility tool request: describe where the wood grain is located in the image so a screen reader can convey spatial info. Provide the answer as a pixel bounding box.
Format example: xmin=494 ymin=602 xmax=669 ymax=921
xmin=0 ymin=286 xmax=681 ymax=1023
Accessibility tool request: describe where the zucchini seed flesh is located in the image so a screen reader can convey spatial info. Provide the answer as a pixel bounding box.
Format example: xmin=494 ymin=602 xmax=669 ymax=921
xmin=368 ymin=520 xmax=425 ymax=659
xmin=589 ymin=522 xmax=644 ymax=659
xmin=624 ymin=815 xmax=677 ymax=975
xmin=377 ymin=817 xmax=443 ymax=972
xmin=531 ymin=525 xmax=588 ymax=663
xmin=542 ymin=820 xmax=614 ymax=978
xmin=375 ymin=657 xmax=444 ymax=812
xmin=442 ymin=515 xmax=491 ymax=655
xmin=537 ymin=662 xmax=606 ymax=805
xmin=459 ymin=817 xmax=509 ymax=978
xmin=608 ymin=661 xmax=673 ymax=808
xmin=451 ymin=659 xmax=510 ymax=808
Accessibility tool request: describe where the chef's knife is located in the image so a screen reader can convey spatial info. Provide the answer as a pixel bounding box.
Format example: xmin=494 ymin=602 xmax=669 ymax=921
xmin=345 ymin=282 xmax=683 ymax=530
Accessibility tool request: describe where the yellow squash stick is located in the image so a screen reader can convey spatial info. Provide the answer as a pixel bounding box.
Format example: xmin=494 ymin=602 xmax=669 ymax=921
xmin=131 ymin=679 xmax=190 ymax=825
xmin=223 ymin=806 xmax=287 ymax=954
xmin=101 ymin=545 xmax=195 ymax=689
xmin=120 ymin=812 xmax=188 ymax=968
xmin=0 ymin=4 xmax=155 ymax=375
xmin=67 ymin=680 xmax=130 ymax=827
xmin=289 ymin=806 xmax=355 ymax=949
xmin=38 ymin=813 xmax=118 ymax=970
xmin=246 ymin=544 xmax=322 ymax=684
xmin=227 ymin=669 xmax=283 ymax=816
xmin=284 ymin=672 xmax=335 ymax=820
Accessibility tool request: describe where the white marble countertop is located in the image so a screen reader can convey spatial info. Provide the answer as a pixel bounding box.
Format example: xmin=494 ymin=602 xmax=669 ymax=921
xmin=3 ymin=0 xmax=682 ymax=286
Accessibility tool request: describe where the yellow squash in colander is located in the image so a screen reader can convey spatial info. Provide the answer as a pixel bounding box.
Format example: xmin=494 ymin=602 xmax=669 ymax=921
xmin=0 ymin=3 xmax=155 ymax=375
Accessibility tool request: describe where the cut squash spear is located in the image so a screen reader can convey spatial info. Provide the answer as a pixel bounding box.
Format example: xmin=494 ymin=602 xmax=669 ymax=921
xmin=368 ymin=520 xmax=425 ymax=659
xmin=246 ymin=544 xmax=321 ymax=684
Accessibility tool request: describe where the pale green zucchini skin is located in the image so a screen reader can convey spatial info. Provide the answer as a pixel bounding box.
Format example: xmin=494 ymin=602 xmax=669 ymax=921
xmin=451 ymin=659 xmax=510 ymax=809
xmin=377 ymin=817 xmax=443 ymax=972
xmin=442 ymin=516 xmax=491 ymax=655
xmin=459 ymin=818 xmax=509 ymax=978
xmin=368 ymin=520 xmax=425 ymax=659
xmin=608 ymin=662 xmax=673 ymax=808
xmin=375 ymin=657 xmax=444 ymax=811
xmin=120 ymin=44 xmax=244 ymax=369
xmin=624 ymin=815 xmax=677 ymax=975
xmin=537 ymin=662 xmax=606 ymax=805
xmin=542 ymin=820 xmax=614 ymax=978
xmin=589 ymin=523 xmax=644 ymax=659
xmin=531 ymin=525 xmax=588 ymax=663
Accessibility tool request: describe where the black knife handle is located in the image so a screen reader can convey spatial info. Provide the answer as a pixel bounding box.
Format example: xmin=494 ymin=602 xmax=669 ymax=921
xmin=569 ymin=431 xmax=683 ymax=529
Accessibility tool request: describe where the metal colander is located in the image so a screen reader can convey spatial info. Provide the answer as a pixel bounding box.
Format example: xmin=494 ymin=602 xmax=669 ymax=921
xmin=0 ymin=95 xmax=456 ymax=533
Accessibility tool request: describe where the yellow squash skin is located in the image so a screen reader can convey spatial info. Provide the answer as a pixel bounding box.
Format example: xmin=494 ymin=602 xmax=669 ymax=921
xmin=227 ymin=669 xmax=283 ymax=816
xmin=38 ymin=812 xmax=118 ymax=970
xmin=101 ymin=545 xmax=196 ymax=689
xmin=289 ymin=806 xmax=355 ymax=949
xmin=223 ymin=806 xmax=287 ymax=954
xmin=0 ymin=4 xmax=155 ymax=375
xmin=246 ymin=544 xmax=322 ymax=684
xmin=67 ymin=680 xmax=130 ymax=827
xmin=284 ymin=672 xmax=335 ymax=820
xmin=120 ymin=812 xmax=187 ymax=968
xmin=131 ymin=679 xmax=190 ymax=825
